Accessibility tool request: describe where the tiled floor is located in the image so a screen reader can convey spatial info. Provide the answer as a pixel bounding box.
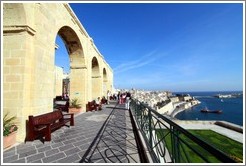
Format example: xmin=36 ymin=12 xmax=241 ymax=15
xmin=3 ymin=102 xmax=141 ymax=163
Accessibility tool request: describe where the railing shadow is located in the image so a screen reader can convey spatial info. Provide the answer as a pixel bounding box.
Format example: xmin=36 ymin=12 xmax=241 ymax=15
xmin=80 ymin=104 xmax=140 ymax=163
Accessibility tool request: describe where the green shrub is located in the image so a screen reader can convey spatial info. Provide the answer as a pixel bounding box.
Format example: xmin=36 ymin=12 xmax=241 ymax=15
xmin=3 ymin=112 xmax=18 ymax=136
xmin=70 ymin=98 xmax=82 ymax=108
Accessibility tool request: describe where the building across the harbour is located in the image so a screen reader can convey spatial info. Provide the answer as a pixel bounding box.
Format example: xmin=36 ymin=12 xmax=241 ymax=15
xmin=129 ymin=89 xmax=200 ymax=117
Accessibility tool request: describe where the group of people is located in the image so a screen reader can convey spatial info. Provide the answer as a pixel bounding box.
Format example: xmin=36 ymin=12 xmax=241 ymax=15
xmin=104 ymin=90 xmax=132 ymax=110
xmin=60 ymin=90 xmax=132 ymax=111
xmin=94 ymin=96 xmax=108 ymax=110
xmin=117 ymin=91 xmax=131 ymax=109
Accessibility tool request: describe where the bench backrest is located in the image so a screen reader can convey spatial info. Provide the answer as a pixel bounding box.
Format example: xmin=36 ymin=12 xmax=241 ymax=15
xmin=92 ymin=100 xmax=97 ymax=105
xmin=29 ymin=111 xmax=63 ymax=126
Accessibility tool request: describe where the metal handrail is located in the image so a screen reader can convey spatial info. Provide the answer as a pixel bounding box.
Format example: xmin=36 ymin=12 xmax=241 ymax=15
xmin=130 ymin=99 xmax=236 ymax=163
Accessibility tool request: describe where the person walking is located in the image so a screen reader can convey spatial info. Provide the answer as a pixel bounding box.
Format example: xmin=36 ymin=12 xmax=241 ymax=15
xmin=107 ymin=90 xmax=111 ymax=105
xmin=118 ymin=92 xmax=121 ymax=104
xmin=122 ymin=93 xmax=126 ymax=104
xmin=125 ymin=91 xmax=131 ymax=110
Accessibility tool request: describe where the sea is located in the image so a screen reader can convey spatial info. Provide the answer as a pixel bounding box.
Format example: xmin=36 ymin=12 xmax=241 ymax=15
xmin=174 ymin=91 xmax=244 ymax=126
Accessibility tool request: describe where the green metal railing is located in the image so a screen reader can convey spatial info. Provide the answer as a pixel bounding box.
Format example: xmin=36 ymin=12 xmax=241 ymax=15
xmin=130 ymin=99 xmax=236 ymax=163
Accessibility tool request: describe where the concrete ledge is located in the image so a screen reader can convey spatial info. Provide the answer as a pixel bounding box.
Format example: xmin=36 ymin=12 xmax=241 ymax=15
xmin=214 ymin=121 xmax=243 ymax=133
xmin=3 ymin=25 xmax=36 ymax=35
xmin=174 ymin=120 xmax=243 ymax=143
xmin=129 ymin=109 xmax=153 ymax=163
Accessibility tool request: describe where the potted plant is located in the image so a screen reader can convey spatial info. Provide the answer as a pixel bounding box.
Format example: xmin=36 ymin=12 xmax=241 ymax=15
xmin=69 ymin=98 xmax=82 ymax=113
xmin=3 ymin=112 xmax=18 ymax=149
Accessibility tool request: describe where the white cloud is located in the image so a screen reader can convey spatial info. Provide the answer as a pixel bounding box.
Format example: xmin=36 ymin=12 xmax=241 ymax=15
xmin=113 ymin=50 xmax=159 ymax=74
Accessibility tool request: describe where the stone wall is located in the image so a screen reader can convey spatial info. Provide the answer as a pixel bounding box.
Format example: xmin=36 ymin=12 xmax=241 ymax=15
xmin=157 ymin=101 xmax=174 ymax=115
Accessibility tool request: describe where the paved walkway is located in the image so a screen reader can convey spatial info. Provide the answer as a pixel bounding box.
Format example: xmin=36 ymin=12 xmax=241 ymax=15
xmin=3 ymin=102 xmax=141 ymax=163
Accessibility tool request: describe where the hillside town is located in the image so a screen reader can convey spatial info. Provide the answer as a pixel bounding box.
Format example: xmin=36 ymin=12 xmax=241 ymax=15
xmin=119 ymin=89 xmax=201 ymax=118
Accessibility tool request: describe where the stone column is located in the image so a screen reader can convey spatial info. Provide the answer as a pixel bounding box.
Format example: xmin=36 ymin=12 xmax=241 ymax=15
xmin=3 ymin=25 xmax=35 ymax=142
xmin=92 ymin=76 xmax=102 ymax=100
xmin=70 ymin=66 xmax=87 ymax=112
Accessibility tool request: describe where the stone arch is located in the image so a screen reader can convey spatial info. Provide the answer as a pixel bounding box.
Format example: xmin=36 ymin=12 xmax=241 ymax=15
xmin=92 ymin=57 xmax=99 ymax=76
xmin=55 ymin=26 xmax=87 ymax=103
xmin=57 ymin=26 xmax=85 ymax=67
xmin=91 ymin=57 xmax=101 ymax=99
xmin=103 ymin=68 xmax=108 ymax=96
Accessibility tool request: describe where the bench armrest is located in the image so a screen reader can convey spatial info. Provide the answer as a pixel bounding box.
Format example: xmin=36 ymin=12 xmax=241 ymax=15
xmin=62 ymin=113 xmax=74 ymax=126
xmin=63 ymin=113 xmax=74 ymax=119
xmin=63 ymin=113 xmax=74 ymax=116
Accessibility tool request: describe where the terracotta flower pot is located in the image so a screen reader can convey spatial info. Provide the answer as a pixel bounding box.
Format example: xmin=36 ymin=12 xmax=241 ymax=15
xmin=3 ymin=131 xmax=17 ymax=149
xmin=69 ymin=107 xmax=82 ymax=114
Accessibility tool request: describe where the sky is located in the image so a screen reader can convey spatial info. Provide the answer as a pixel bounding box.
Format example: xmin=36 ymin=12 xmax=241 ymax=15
xmin=55 ymin=2 xmax=244 ymax=92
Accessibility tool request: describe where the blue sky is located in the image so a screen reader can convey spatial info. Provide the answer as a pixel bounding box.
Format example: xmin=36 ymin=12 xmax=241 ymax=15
xmin=55 ymin=3 xmax=244 ymax=92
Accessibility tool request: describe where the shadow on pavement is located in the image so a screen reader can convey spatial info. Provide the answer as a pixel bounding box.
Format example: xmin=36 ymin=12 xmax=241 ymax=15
xmin=80 ymin=104 xmax=140 ymax=163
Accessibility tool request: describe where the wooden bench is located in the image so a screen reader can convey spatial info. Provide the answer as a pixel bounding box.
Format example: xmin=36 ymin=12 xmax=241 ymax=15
xmin=86 ymin=101 xmax=97 ymax=112
xmin=54 ymin=100 xmax=69 ymax=112
xmin=25 ymin=110 xmax=74 ymax=142
xmin=86 ymin=100 xmax=102 ymax=112
xmin=101 ymin=97 xmax=108 ymax=104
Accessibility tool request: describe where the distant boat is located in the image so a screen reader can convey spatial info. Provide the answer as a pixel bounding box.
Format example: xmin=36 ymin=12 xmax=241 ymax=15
xmin=200 ymin=108 xmax=222 ymax=114
xmin=214 ymin=94 xmax=232 ymax=98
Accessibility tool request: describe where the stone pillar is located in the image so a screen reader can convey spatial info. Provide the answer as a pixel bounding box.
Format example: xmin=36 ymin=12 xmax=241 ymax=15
xmin=92 ymin=76 xmax=102 ymax=100
xmin=70 ymin=66 xmax=87 ymax=111
xmin=103 ymin=80 xmax=107 ymax=97
xmin=3 ymin=25 xmax=35 ymax=142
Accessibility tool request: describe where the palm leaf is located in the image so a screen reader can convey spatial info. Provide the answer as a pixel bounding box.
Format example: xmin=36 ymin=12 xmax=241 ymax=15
xmin=3 ymin=112 xmax=17 ymax=127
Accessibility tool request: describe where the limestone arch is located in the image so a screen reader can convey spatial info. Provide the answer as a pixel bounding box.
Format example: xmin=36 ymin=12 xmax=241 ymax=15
xmin=54 ymin=25 xmax=86 ymax=103
xmin=103 ymin=68 xmax=108 ymax=96
xmin=56 ymin=26 xmax=85 ymax=68
xmin=91 ymin=57 xmax=101 ymax=99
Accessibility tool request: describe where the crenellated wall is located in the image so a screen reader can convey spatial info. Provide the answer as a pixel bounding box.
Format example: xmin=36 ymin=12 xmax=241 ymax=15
xmin=3 ymin=3 xmax=113 ymax=142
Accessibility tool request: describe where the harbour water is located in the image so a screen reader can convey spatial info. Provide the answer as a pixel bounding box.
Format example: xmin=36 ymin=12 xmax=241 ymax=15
xmin=174 ymin=91 xmax=244 ymax=126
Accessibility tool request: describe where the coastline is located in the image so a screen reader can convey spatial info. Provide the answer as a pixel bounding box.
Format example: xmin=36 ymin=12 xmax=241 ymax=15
xmin=131 ymin=89 xmax=243 ymax=126
xmin=170 ymin=107 xmax=186 ymax=118
xmin=172 ymin=92 xmax=243 ymax=126
xmin=169 ymin=100 xmax=201 ymax=118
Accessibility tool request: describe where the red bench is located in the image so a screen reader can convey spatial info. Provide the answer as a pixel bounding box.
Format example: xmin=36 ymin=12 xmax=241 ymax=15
xmin=101 ymin=97 xmax=108 ymax=104
xmin=86 ymin=101 xmax=96 ymax=112
xmin=25 ymin=110 xmax=74 ymax=142
xmin=86 ymin=101 xmax=102 ymax=112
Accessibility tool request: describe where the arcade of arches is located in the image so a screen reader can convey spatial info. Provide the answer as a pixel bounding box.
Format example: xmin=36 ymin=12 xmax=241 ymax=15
xmin=3 ymin=3 xmax=113 ymax=142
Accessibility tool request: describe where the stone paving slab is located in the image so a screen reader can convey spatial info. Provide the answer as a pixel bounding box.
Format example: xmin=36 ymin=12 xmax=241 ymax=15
xmin=3 ymin=102 xmax=141 ymax=163
xmin=80 ymin=104 xmax=141 ymax=163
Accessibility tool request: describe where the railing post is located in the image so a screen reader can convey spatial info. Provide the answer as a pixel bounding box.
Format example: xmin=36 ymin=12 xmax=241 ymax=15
xmin=148 ymin=108 xmax=153 ymax=149
xmin=171 ymin=126 xmax=180 ymax=163
xmin=139 ymin=104 xmax=142 ymax=130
